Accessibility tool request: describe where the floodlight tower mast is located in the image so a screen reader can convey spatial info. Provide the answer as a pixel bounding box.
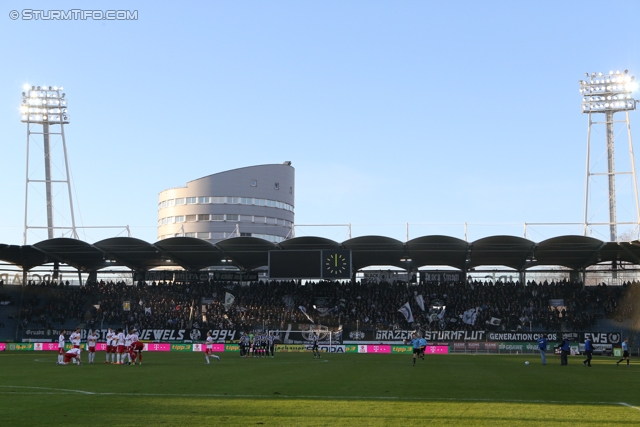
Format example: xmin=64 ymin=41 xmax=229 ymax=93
xmin=20 ymin=85 xmax=77 ymax=244
xmin=580 ymin=70 xmax=639 ymax=242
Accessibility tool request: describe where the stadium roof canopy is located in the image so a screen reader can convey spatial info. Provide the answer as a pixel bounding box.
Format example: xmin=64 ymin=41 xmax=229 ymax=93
xmin=1 ymin=235 xmax=640 ymax=273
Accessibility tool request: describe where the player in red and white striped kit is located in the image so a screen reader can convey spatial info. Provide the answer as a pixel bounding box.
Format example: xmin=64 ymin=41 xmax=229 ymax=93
xmin=115 ymin=328 xmax=126 ymax=364
xmin=105 ymin=328 xmax=115 ymax=364
xmin=57 ymin=330 xmax=66 ymax=365
xmin=69 ymin=327 xmax=82 ymax=364
xmin=129 ymin=329 xmax=144 ymax=365
xmin=60 ymin=347 xmax=82 ymax=365
xmin=87 ymin=330 xmax=98 ymax=364
xmin=123 ymin=330 xmax=133 ymax=365
xmin=205 ymin=331 xmax=221 ymax=364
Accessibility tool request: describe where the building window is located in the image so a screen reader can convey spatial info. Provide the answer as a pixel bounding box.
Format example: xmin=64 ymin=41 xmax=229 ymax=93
xmin=240 ymin=232 xmax=252 ymax=237
xmin=274 ymin=182 xmax=279 ymax=190
xmin=196 ymin=232 xmax=210 ymax=239
xmin=198 ymin=197 xmax=210 ymax=204
xmin=186 ymin=197 xmax=197 ymax=204
xmin=186 ymin=215 xmax=197 ymax=222
xmin=184 ymin=232 xmax=196 ymax=238
xmin=250 ymin=179 xmax=257 ymax=187
xmin=197 ymin=214 xmax=210 ymax=221
xmin=211 ymin=214 xmax=224 ymax=221
xmin=226 ymin=214 xmax=238 ymax=221
xmin=175 ymin=216 xmax=186 ymax=223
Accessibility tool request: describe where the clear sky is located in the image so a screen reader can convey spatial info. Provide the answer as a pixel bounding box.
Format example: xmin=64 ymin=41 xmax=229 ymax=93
xmin=1 ymin=0 xmax=639 ymax=246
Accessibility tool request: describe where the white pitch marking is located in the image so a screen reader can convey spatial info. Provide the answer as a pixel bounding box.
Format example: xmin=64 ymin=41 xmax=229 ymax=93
xmin=0 ymin=385 xmax=95 ymax=395
xmin=0 ymin=386 xmax=630 ymax=406
xmin=619 ymin=402 xmax=640 ymax=411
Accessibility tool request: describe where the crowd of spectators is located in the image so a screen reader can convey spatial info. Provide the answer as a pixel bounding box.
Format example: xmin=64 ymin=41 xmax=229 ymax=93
xmin=12 ymin=277 xmax=640 ymax=334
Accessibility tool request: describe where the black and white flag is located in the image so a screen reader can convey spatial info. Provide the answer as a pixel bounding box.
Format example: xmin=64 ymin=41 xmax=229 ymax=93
xmin=223 ymin=292 xmax=235 ymax=311
xmin=398 ymin=302 xmax=414 ymax=323
xmin=415 ymin=294 xmax=425 ymax=312
xmin=486 ymin=317 xmax=501 ymax=326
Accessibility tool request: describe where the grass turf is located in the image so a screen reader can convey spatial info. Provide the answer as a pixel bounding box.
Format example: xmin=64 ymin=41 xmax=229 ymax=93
xmin=0 ymin=351 xmax=638 ymax=426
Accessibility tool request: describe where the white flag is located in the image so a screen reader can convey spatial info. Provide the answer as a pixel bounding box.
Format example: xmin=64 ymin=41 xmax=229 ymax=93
xmin=223 ymin=292 xmax=235 ymax=311
xmin=398 ymin=302 xmax=414 ymax=323
xmin=486 ymin=317 xmax=501 ymax=326
xmin=299 ymin=306 xmax=314 ymax=323
xmin=415 ymin=294 xmax=425 ymax=312
xmin=437 ymin=306 xmax=446 ymax=320
xmin=462 ymin=307 xmax=479 ymax=325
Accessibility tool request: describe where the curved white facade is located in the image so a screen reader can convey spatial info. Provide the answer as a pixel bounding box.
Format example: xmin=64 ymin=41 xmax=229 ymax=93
xmin=158 ymin=164 xmax=294 ymax=243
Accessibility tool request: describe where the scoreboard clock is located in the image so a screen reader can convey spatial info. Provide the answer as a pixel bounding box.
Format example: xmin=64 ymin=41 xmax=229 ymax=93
xmin=322 ymin=250 xmax=351 ymax=279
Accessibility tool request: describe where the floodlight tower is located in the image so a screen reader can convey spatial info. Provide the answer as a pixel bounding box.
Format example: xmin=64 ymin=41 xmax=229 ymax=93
xmin=20 ymin=85 xmax=77 ymax=244
xmin=580 ymin=70 xmax=639 ymax=241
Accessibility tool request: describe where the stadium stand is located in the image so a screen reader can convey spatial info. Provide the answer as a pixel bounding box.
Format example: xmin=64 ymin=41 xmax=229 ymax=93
xmin=1 ymin=278 xmax=638 ymax=343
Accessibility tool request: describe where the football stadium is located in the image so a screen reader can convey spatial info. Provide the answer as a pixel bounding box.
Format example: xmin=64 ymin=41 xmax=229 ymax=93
xmin=2 ymin=2 xmax=640 ymax=426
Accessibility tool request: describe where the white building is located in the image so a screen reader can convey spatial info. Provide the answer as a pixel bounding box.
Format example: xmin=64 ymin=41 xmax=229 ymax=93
xmin=158 ymin=163 xmax=294 ymax=243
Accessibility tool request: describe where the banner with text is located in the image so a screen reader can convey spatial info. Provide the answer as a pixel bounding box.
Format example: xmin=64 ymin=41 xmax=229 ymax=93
xmin=344 ymin=328 xmax=486 ymax=342
xmin=22 ymin=328 xmax=238 ymax=342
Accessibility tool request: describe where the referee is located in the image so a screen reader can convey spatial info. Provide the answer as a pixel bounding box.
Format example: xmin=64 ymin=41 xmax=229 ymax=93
xmin=617 ymin=339 xmax=630 ymax=367
xmin=406 ymin=333 xmax=421 ymax=367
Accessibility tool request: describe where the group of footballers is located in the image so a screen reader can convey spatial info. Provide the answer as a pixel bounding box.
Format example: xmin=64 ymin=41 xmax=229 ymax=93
xmin=56 ymin=328 xmax=328 ymax=365
xmin=238 ymin=332 xmax=276 ymax=358
xmin=56 ymin=327 xmax=144 ymax=366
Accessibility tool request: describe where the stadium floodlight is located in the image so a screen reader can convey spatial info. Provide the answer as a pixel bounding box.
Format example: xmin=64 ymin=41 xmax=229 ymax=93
xmin=20 ymin=86 xmax=70 ymax=124
xmin=20 ymin=84 xmax=77 ymax=244
xmin=580 ymin=70 xmax=640 ymax=245
xmin=580 ymin=70 xmax=637 ymax=113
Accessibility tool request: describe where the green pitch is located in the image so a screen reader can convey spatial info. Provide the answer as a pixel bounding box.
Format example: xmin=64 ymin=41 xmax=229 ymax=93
xmin=0 ymin=351 xmax=638 ymax=426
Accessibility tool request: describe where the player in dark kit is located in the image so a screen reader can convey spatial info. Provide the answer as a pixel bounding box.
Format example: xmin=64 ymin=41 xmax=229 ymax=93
xmin=239 ymin=333 xmax=248 ymax=357
xmin=268 ymin=333 xmax=275 ymax=358
xmin=312 ymin=332 xmax=320 ymax=359
xmin=583 ymin=337 xmax=594 ymax=367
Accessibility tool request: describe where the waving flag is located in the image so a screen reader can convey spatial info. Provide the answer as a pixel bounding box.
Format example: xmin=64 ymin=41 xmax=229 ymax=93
xmin=462 ymin=307 xmax=479 ymax=325
xmin=223 ymin=292 xmax=235 ymax=311
xmin=398 ymin=302 xmax=414 ymax=323
xmin=299 ymin=306 xmax=314 ymax=323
